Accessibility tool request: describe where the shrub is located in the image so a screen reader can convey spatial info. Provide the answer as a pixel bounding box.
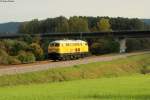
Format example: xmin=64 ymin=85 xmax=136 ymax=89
xmin=1 ymin=39 xmax=15 ymax=54
xmin=7 ymin=56 xmax=21 ymax=65
xmin=0 ymin=49 xmax=21 ymax=65
xmin=19 ymin=34 xmax=33 ymax=44
xmin=1 ymin=39 xmax=29 ymax=56
xmin=126 ymin=38 xmax=150 ymax=52
xmin=17 ymin=51 xmax=36 ymax=64
xmin=0 ymin=41 xmax=6 ymax=50
xmin=90 ymin=38 xmax=119 ymax=55
xmin=29 ymin=43 xmax=44 ymax=60
xmin=0 ymin=49 xmax=9 ymax=64
xmin=41 ymin=38 xmax=51 ymax=59
xmin=11 ymin=40 xmax=29 ymax=56
xmin=91 ymin=42 xmax=102 ymax=54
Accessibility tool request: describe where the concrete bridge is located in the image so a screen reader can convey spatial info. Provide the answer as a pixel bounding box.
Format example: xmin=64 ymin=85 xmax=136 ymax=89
xmin=0 ymin=30 xmax=150 ymax=53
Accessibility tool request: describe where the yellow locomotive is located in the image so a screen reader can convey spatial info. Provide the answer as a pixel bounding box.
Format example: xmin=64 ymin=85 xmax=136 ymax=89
xmin=48 ymin=40 xmax=89 ymax=60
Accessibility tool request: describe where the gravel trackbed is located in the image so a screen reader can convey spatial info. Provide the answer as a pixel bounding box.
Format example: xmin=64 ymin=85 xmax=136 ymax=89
xmin=0 ymin=52 xmax=149 ymax=76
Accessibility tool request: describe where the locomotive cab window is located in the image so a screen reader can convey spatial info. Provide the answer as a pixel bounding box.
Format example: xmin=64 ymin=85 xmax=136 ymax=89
xmin=50 ymin=43 xmax=55 ymax=47
xmin=50 ymin=43 xmax=60 ymax=47
xmin=55 ymin=43 xmax=60 ymax=47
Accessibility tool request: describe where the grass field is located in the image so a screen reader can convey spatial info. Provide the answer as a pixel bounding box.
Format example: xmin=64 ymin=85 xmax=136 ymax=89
xmin=0 ymin=75 xmax=150 ymax=100
xmin=0 ymin=53 xmax=150 ymax=86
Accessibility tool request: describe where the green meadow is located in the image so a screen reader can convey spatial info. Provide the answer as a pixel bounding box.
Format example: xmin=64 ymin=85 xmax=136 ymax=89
xmin=0 ymin=75 xmax=150 ymax=100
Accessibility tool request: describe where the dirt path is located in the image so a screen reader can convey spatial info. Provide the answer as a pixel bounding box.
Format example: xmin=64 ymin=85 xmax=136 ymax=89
xmin=0 ymin=52 xmax=149 ymax=76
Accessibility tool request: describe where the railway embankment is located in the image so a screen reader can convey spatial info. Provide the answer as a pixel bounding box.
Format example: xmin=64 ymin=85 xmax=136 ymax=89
xmin=0 ymin=52 xmax=149 ymax=86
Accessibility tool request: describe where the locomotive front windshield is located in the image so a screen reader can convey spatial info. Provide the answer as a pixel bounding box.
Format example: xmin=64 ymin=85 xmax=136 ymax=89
xmin=50 ymin=43 xmax=60 ymax=47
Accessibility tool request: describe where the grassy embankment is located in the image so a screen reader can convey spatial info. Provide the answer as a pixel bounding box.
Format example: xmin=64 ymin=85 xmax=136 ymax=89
xmin=0 ymin=75 xmax=150 ymax=100
xmin=0 ymin=53 xmax=150 ymax=86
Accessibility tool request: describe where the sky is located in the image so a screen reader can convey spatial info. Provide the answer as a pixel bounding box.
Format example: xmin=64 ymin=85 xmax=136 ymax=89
xmin=0 ymin=0 xmax=149 ymax=23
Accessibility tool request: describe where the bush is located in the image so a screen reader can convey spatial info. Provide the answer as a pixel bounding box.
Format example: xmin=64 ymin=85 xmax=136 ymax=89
xmin=126 ymin=38 xmax=150 ymax=52
xmin=41 ymin=38 xmax=51 ymax=59
xmin=7 ymin=56 xmax=21 ymax=65
xmin=90 ymin=38 xmax=119 ymax=55
xmin=1 ymin=39 xmax=15 ymax=54
xmin=0 ymin=41 xmax=6 ymax=50
xmin=29 ymin=43 xmax=44 ymax=60
xmin=11 ymin=40 xmax=28 ymax=56
xmin=0 ymin=49 xmax=9 ymax=64
xmin=19 ymin=34 xmax=33 ymax=44
xmin=0 ymin=39 xmax=46 ymax=64
xmin=91 ymin=42 xmax=103 ymax=54
xmin=17 ymin=51 xmax=36 ymax=64
xmin=0 ymin=49 xmax=21 ymax=65
xmin=1 ymin=39 xmax=29 ymax=56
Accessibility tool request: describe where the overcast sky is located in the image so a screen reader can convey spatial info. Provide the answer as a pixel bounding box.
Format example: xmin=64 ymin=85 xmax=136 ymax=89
xmin=0 ymin=0 xmax=149 ymax=23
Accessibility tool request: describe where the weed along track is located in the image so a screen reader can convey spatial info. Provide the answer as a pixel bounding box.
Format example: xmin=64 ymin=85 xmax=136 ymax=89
xmin=0 ymin=52 xmax=149 ymax=76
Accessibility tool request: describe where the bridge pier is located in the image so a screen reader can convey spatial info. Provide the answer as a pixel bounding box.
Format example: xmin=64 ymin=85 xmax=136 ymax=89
xmin=116 ymin=38 xmax=127 ymax=53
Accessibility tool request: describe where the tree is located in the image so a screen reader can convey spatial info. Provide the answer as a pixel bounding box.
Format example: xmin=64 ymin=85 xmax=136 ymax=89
xmin=55 ymin=16 xmax=69 ymax=32
xmin=87 ymin=17 xmax=98 ymax=32
xmin=130 ymin=18 xmax=144 ymax=30
xmin=18 ymin=22 xmax=28 ymax=33
xmin=39 ymin=18 xmax=55 ymax=33
xmin=19 ymin=19 xmax=40 ymax=34
xmin=69 ymin=16 xmax=89 ymax=32
xmin=97 ymin=18 xmax=111 ymax=32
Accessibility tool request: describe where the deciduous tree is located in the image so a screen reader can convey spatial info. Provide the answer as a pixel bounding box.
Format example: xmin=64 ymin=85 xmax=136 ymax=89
xmin=97 ymin=18 xmax=111 ymax=32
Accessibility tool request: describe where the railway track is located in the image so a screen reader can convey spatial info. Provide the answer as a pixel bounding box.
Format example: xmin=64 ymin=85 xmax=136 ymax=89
xmin=0 ymin=51 xmax=149 ymax=76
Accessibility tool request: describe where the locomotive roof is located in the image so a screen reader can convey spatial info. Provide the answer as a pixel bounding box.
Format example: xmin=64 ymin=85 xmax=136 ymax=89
xmin=51 ymin=40 xmax=87 ymax=44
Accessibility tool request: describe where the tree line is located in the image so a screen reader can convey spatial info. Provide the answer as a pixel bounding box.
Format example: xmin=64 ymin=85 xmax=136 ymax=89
xmin=18 ymin=16 xmax=150 ymax=34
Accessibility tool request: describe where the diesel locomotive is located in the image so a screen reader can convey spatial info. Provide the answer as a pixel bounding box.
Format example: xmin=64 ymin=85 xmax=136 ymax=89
xmin=48 ymin=40 xmax=89 ymax=60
